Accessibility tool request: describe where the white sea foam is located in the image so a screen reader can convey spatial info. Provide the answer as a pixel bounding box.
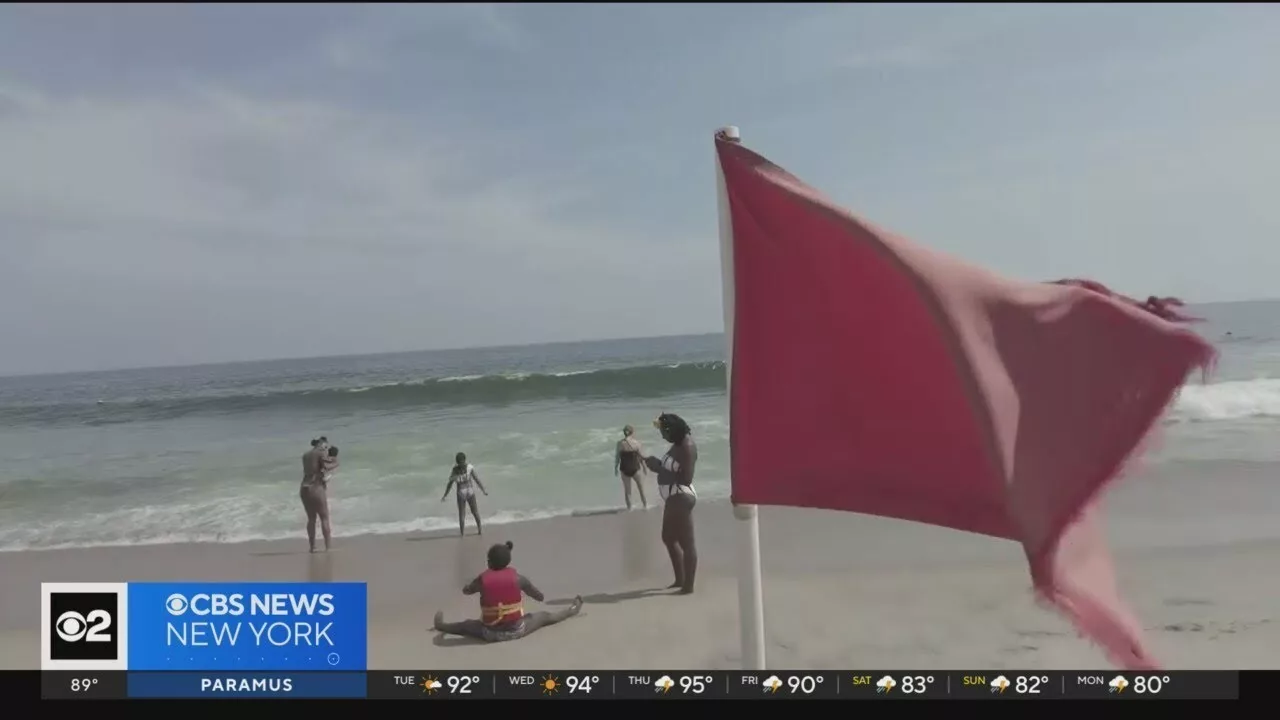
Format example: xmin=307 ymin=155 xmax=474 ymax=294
xmin=1172 ymin=378 xmax=1280 ymax=422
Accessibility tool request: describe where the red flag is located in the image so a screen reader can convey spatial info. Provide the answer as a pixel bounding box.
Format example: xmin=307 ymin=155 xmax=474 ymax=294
xmin=718 ymin=136 xmax=1216 ymax=670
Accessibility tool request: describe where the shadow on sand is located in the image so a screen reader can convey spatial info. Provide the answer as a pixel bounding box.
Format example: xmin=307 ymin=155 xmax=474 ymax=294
xmin=404 ymin=533 xmax=464 ymax=543
xmin=430 ymin=632 xmax=487 ymax=647
xmin=545 ymin=587 xmax=668 ymax=606
xmin=307 ymin=553 xmax=334 ymax=582
xmin=250 ymin=549 xmax=312 ymax=557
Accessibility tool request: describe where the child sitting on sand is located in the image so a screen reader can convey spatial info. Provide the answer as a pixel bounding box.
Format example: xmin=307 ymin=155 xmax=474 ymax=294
xmin=432 ymin=541 xmax=583 ymax=643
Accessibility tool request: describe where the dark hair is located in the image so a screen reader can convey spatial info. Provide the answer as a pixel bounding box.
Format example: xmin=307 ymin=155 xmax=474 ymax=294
xmin=318 ymin=436 xmax=328 ymax=443
xmin=656 ymin=413 xmax=692 ymax=444
xmin=455 ymin=451 xmax=467 ymax=465
xmin=328 ymin=446 xmax=339 ymax=457
xmin=310 ymin=438 xmax=321 ymax=447
xmin=487 ymin=541 xmax=514 ymax=570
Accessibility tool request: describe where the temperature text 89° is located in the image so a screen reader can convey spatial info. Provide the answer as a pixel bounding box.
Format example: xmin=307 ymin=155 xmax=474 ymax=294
xmin=70 ymin=678 xmax=100 ymax=692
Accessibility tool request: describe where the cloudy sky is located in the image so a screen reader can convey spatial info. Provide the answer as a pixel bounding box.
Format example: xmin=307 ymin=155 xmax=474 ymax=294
xmin=1 ymin=4 xmax=1277 ymax=375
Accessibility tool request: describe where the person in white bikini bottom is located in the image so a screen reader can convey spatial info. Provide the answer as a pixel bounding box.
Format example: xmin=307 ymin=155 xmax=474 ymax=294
xmin=646 ymin=413 xmax=699 ymax=594
xmin=442 ymin=452 xmax=488 ymax=536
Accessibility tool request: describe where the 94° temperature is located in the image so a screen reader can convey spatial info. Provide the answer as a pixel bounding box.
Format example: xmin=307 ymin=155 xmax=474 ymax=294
xmin=563 ymin=675 xmax=599 ymax=694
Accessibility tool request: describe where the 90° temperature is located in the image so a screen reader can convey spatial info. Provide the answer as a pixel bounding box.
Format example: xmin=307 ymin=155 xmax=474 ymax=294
xmin=784 ymin=675 xmax=825 ymax=694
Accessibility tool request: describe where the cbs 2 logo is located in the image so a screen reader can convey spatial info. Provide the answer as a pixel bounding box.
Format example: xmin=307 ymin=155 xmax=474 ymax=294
xmin=55 ymin=609 xmax=113 ymax=643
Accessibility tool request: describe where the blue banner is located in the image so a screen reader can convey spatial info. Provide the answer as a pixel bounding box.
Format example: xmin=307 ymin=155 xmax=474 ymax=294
xmin=126 ymin=582 xmax=367 ymax=671
xmin=128 ymin=672 xmax=366 ymax=698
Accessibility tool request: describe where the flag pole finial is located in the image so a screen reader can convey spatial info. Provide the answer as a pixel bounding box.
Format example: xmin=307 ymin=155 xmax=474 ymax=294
xmin=716 ymin=126 xmax=741 ymax=143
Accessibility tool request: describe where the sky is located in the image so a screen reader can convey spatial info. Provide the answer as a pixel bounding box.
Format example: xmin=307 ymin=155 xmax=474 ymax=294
xmin=1 ymin=4 xmax=1278 ymax=375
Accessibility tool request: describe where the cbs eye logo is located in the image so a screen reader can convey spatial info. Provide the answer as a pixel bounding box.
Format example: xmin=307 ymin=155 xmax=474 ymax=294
xmin=49 ymin=592 xmax=118 ymax=661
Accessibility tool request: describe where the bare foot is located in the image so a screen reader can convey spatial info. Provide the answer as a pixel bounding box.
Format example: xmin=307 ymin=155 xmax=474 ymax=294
xmin=667 ymin=581 xmax=683 ymax=589
xmin=432 ymin=611 xmax=445 ymax=631
xmin=678 ymin=586 xmax=694 ymax=595
xmin=569 ymin=596 xmax=584 ymax=615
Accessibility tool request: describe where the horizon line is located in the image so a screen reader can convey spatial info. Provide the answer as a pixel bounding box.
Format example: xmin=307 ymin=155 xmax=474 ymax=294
xmin=0 ymin=330 xmax=725 ymax=381
xmin=1 ymin=296 xmax=1273 ymax=380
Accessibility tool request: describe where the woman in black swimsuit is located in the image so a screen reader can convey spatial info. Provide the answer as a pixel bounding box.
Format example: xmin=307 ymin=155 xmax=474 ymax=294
xmin=644 ymin=413 xmax=698 ymax=594
xmin=614 ymin=425 xmax=648 ymax=510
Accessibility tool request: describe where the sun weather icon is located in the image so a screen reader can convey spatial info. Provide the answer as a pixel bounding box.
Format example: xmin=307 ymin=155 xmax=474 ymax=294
xmin=422 ymin=676 xmax=441 ymax=694
xmin=542 ymin=675 xmax=560 ymax=695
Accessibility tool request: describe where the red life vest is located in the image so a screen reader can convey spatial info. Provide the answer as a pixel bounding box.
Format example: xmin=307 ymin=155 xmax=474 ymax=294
xmin=479 ymin=568 xmax=524 ymax=627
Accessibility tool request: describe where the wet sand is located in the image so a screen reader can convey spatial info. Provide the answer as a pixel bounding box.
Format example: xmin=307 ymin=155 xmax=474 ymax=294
xmin=2 ymin=465 xmax=1277 ymax=670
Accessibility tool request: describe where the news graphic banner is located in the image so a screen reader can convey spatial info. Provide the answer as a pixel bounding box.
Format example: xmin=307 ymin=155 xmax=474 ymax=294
xmin=42 ymin=582 xmax=367 ymax=680
xmin=38 ymin=669 xmax=1250 ymax=701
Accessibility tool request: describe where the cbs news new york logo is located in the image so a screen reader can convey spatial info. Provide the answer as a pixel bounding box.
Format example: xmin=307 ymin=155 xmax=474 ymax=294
xmin=41 ymin=583 xmax=130 ymax=670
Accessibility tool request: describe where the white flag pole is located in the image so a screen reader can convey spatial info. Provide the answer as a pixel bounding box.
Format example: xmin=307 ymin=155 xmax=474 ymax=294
xmin=714 ymin=125 xmax=767 ymax=670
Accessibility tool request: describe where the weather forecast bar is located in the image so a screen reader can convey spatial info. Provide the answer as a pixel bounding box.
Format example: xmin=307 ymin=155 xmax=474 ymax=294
xmin=37 ymin=670 xmax=1240 ymax=700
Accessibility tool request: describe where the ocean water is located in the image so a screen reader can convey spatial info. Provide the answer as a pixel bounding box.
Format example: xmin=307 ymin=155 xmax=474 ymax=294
xmin=0 ymin=301 xmax=1276 ymax=552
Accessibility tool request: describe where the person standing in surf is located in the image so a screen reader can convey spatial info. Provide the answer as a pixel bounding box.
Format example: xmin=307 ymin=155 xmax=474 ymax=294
xmin=442 ymin=452 xmax=488 ymax=536
xmin=614 ymin=425 xmax=649 ymax=510
xmin=645 ymin=413 xmax=699 ymax=594
xmin=300 ymin=438 xmax=332 ymax=553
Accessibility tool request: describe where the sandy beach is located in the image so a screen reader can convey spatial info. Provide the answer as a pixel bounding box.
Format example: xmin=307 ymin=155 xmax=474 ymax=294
xmin=2 ymin=461 xmax=1276 ymax=672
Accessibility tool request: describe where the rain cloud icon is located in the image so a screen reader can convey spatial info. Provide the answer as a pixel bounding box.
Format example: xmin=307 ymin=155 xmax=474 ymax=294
xmin=654 ymin=676 xmax=674 ymax=693
xmin=876 ymin=676 xmax=895 ymax=693
xmin=762 ymin=676 xmax=782 ymax=693
xmin=1109 ymin=676 xmax=1128 ymax=693
xmin=990 ymin=676 xmax=1009 ymax=694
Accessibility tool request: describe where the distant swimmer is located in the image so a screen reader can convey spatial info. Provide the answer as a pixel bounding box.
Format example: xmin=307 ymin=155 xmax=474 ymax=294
xmin=614 ymin=425 xmax=649 ymax=510
xmin=442 ymin=452 xmax=488 ymax=536
xmin=432 ymin=541 xmax=583 ymax=642
xmin=300 ymin=437 xmax=332 ymax=553
xmin=645 ymin=413 xmax=698 ymax=594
